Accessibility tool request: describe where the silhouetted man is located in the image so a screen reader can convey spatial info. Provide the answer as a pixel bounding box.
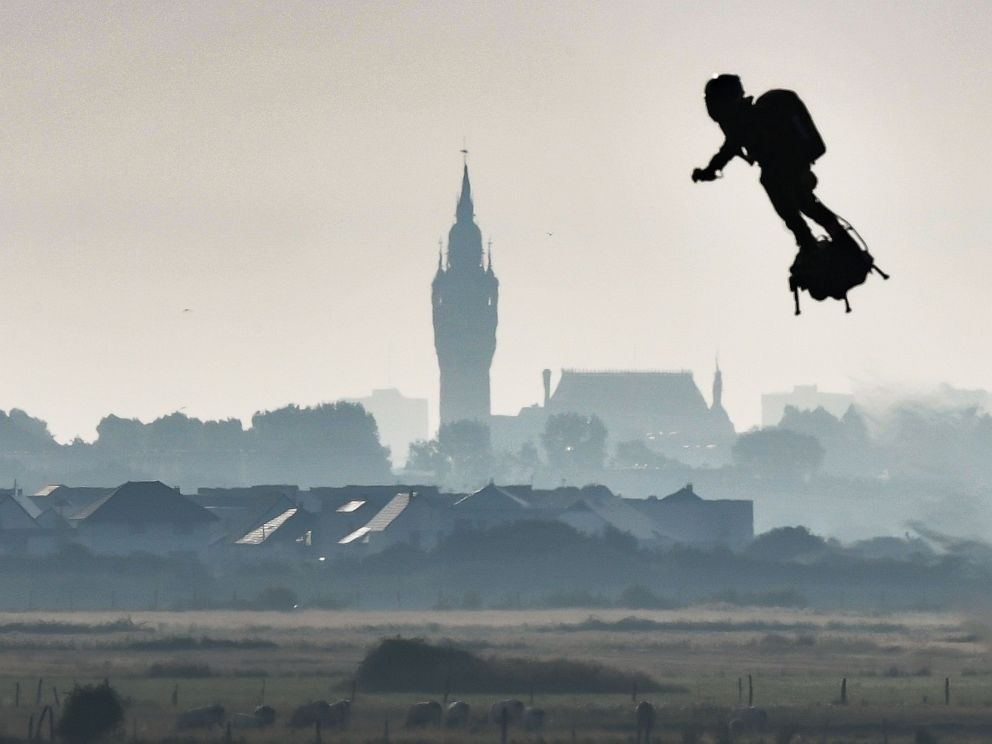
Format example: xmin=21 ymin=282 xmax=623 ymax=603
xmin=692 ymin=74 xmax=852 ymax=253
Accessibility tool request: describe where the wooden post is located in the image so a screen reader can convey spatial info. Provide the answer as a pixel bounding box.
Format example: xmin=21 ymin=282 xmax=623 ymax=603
xmin=840 ymin=677 xmax=847 ymax=705
xmin=28 ymin=714 xmax=34 ymax=743
xmin=748 ymin=674 xmax=753 ymax=706
xmin=171 ymin=684 xmax=178 ymax=707
xmin=737 ymin=676 xmax=742 ymax=704
xmin=500 ymin=706 xmax=509 ymax=744
xmin=36 ymin=678 xmax=43 ymax=706
xmin=315 ymin=720 xmax=322 ymax=744
xmin=225 ymin=722 xmax=232 ymax=744
xmin=15 ymin=681 xmax=20 ymax=708
xmin=383 ymin=719 xmax=389 ymax=744
xmin=52 ymin=686 xmax=60 ymax=707
xmin=945 ymin=677 xmax=950 ymax=705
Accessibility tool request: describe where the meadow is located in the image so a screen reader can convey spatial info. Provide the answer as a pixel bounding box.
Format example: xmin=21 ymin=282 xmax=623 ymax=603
xmin=0 ymin=607 xmax=990 ymax=742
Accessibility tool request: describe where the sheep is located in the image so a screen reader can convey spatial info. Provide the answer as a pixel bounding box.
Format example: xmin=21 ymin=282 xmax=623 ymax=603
xmin=405 ymin=700 xmax=442 ymax=728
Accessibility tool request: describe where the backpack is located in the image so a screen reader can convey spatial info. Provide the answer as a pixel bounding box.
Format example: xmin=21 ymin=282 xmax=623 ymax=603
xmin=755 ymin=89 xmax=826 ymax=166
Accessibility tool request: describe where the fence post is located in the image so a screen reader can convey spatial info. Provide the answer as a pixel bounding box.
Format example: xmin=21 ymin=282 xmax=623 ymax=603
xmin=737 ymin=677 xmax=742 ymax=704
xmin=748 ymin=674 xmax=753 ymax=706
xmin=28 ymin=714 xmax=34 ymax=743
xmin=840 ymin=677 xmax=847 ymax=705
xmin=36 ymin=678 xmax=43 ymax=706
xmin=15 ymin=681 xmax=19 ymax=708
xmin=315 ymin=720 xmax=322 ymax=744
xmin=383 ymin=719 xmax=389 ymax=744
xmin=500 ymin=706 xmax=509 ymax=744
xmin=945 ymin=677 xmax=950 ymax=705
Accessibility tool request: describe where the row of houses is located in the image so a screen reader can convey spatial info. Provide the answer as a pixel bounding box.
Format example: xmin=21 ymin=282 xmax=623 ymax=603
xmin=0 ymin=480 xmax=753 ymax=560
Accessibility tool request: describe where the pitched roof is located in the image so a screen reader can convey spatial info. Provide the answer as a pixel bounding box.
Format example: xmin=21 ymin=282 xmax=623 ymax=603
xmin=546 ymin=369 xmax=720 ymax=440
xmin=339 ymin=492 xmax=410 ymax=544
xmin=454 ymin=483 xmax=530 ymax=510
xmin=79 ymin=481 xmax=217 ymax=525
xmin=234 ymin=507 xmax=315 ymax=545
xmin=661 ymin=483 xmax=703 ymax=503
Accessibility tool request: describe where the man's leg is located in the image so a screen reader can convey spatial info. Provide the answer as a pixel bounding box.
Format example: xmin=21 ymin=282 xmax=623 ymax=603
xmin=794 ymin=171 xmax=857 ymax=248
xmin=760 ymin=171 xmax=816 ymax=251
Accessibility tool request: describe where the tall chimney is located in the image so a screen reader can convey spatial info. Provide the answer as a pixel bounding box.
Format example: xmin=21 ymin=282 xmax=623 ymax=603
xmin=542 ymin=369 xmax=552 ymax=407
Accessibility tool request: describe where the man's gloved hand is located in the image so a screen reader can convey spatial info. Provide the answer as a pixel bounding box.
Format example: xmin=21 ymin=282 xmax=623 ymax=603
xmin=692 ymin=167 xmax=718 ymax=182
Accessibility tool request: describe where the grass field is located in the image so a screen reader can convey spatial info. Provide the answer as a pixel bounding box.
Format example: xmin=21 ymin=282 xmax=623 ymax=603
xmin=0 ymin=607 xmax=990 ymax=742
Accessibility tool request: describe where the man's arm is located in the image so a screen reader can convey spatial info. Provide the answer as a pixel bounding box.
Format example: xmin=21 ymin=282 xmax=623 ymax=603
xmin=693 ymin=138 xmax=741 ymax=182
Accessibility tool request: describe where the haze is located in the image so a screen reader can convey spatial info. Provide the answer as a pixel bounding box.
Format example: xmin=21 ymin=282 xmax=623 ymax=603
xmin=2 ymin=1 xmax=990 ymax=442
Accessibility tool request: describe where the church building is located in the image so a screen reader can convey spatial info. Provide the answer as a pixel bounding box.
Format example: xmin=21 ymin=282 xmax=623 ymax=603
xmin=431 ymin=162 xmax=498 ymax=426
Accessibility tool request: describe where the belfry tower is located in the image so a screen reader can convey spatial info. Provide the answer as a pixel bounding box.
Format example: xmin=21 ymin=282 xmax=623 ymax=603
xmin=432 ymin=161 xmax=498 ymax=426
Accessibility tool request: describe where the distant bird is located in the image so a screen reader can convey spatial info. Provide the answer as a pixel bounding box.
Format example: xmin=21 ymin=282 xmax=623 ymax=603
xmin=182 ymin=308 xmax=192 ymax=313
xmin=545 ymin=232 xmax=553 ymax=237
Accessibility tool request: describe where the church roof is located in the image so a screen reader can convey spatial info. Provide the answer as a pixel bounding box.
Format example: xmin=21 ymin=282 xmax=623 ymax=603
xmin=547 ymin=369 xmax=714 ymax=438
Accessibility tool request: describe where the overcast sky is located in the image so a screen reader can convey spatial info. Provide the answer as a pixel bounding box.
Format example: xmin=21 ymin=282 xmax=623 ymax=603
xmin=2 ymin=1 xmax=990 ymax=442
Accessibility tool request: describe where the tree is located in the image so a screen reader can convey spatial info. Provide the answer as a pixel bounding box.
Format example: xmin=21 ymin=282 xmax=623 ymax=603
xmin=732 ymin=427 xmax=824 ymax=479
xmin=613 ymin=439 xmax=674 ymax=470
xmin=438 ymin=419 xmax=493 ymax=486
xmin=407 ymin=438 xmax=449 ymax=482
xmin=542 ymin=413 xmax=608 ymax=475
xmin=58 ymin=682 xmax=125 ymax=744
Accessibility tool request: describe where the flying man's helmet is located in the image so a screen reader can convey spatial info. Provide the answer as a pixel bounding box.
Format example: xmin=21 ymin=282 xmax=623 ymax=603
xmin=704 ymin=74 xmax=745 ymax=122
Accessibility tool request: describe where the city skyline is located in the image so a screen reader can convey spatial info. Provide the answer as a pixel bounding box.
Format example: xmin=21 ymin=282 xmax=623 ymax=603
xmin=2 ymin=2 xmax=990 ymax=442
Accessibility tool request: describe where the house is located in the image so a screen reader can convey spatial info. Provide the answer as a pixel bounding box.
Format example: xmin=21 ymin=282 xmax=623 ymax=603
xmin=628 ymin=483 xmax=753 ymax=549
xmin=0 ymin=492 xmax=54 ymax=555
xmin=310 ymin=485 xmax=444 ymax=557
xmin=231 ymin=505 xmax=318 ymax=559
xmin=333 ymin=490 xmax=453 ymax=557
xmin=451 ymin=483 xmax=531 ymax=529
xmin=70 ymin=481 xmax=217 ymax=556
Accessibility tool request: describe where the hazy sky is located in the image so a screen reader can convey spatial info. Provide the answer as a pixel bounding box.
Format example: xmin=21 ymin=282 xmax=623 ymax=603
xmin=2 ymin=1 xmax=991 ymax=443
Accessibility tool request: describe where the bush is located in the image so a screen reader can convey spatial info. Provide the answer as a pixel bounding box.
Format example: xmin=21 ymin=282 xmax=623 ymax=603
xmin=58 ymin=683 xmax=125 ymax=744
xmin=354 ymin=637 xmax=675 ymax=694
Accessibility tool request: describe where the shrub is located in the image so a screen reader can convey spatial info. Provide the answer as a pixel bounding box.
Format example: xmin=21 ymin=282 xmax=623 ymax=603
xmin=354 ymin=637 xmax=677 ymax=694
xmin=57 ymin=683 xmax=125 ymax=744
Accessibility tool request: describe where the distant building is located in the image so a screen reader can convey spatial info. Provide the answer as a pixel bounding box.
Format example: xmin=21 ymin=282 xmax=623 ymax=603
xmin=345 ymin=388 xmax=429 ymax=467
xmin=491 ymin=364 xmax=736 ymax=466
xmin=432 ymin=162 xmax=498 ymax=426
xmin=762 ymin=385 xmax=854 ymax=426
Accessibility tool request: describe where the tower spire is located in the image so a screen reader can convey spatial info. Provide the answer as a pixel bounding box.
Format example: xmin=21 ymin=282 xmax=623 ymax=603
xmin=456 ymin=161 xmax=473 ymax=223
xmin=487 ymin=240 xmax=493 ymax=271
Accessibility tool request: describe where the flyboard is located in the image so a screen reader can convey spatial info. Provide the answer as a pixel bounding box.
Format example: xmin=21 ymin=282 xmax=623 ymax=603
xmin=788 ymin=218 xmax=889 ymax=315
